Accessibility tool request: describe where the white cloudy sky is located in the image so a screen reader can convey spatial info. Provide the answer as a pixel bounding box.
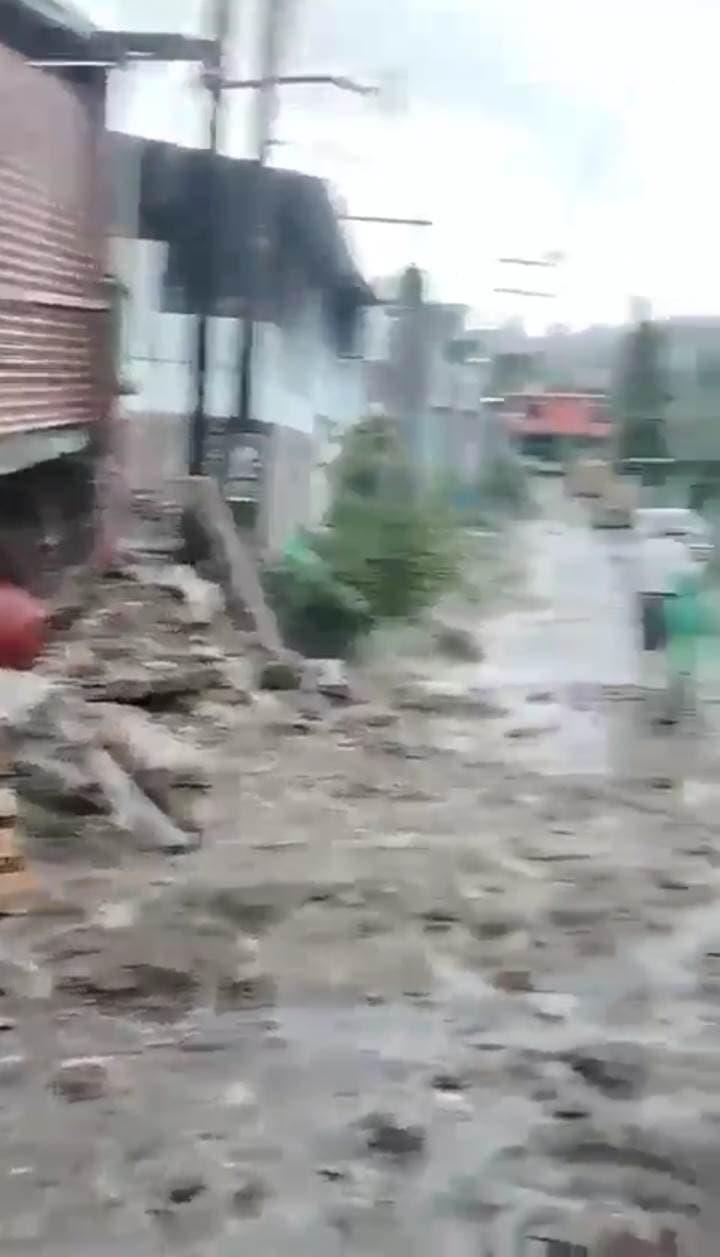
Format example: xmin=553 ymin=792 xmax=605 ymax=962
xmin=77 ymin=0 xmax=720 ymax=329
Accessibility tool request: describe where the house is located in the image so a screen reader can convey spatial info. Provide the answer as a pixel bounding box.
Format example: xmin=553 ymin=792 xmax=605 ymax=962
xmin=109 ymin=135 xmax=374 ymax=553
xmin=0 ymin=0 xmax=110 ymax=595
xmin=0 ymin=3 xmax=219 ymax=596
xmin=488 ymin=315 xmax=720 ymax=510
xmin=503 ymin=391 xmax=612 ymax=461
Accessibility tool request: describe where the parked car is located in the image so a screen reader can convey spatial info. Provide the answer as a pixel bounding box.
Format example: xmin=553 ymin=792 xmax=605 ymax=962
xmin=634 ymin=508 xmax=714 ymax=559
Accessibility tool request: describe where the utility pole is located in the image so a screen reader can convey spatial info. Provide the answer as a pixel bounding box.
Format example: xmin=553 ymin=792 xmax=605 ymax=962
xmin=225 ymin=7 xmax=381 ymax=441
xmin=234 ymin=0 xmax=285 ymax=439
xmin=189 ymin=0 xmax=231 ymax=477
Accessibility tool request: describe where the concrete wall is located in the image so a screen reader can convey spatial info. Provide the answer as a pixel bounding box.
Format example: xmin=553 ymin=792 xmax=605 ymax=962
xmin=110 ymin=236 xmax=368 ymax=546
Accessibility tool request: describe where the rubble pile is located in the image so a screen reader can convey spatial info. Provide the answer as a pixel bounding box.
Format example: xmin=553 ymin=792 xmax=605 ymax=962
xmin=0 ymin=552 xmax=363 ymax=868
xmin=0 ymin=562 xmax=269 ymax=863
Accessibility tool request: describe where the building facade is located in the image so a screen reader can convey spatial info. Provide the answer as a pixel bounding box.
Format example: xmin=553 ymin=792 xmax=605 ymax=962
xmin=109 ymin=136 xmax=373 ymax=554
xmin=0 ymin=0 xmax=111 ymax=595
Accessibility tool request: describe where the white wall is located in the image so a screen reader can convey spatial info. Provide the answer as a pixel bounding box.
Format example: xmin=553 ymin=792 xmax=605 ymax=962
xmin=254 ymin=293 xmax=366 ymax=436
xmin=110 ymin=235 xmax=367 ymax=534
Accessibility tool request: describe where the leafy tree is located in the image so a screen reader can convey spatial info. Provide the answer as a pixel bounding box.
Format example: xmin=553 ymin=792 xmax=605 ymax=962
xmin=615 ymin=319 xmax=670 ymax=471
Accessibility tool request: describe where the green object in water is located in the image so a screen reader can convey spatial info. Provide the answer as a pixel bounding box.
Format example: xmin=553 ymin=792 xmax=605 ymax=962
xmin=665 ymin=571 xmax=714 ymax=669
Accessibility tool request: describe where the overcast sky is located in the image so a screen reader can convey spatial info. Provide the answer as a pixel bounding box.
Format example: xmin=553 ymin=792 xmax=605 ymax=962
xmin=77 ymin=0 xmax=720 ymax=329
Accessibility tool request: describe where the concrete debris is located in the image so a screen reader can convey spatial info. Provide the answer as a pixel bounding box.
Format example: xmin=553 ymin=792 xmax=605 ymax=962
xmin=130 ymin=563 xmax=224 ymax=626
xmin=96 ymin=704 xmax=210 ymax=793
xmin=0 ymin=1053 xmax=27 ymax=1085
xmin=393 ymin=679 xmax=507 ymax=717
xmin=89 ymin=749 xmax=197 ymax=853
xmin=15 ymin=747 xmax=102 ymax=814
xmin=82 ymin=659 xmax=223 ymax=706
xmin=0 ymin=670 xmax=55 ymax=730
xmin=179 ymin=474 xmax=282 ymax=651
xmin=361 ymin=1112 xmax=426 ymax=1159
xmin=51 ymin=1056 xmax=112 ymax=1103
xmin=305 ymin=657 xmax=355 ymax=703
xmin=259 ymin=657 xmax=303 ymax=691
xmin=231 ymin=1172 xmax=268 ymax=1217
xmin=429 ymin=618 xmax=484 ymax=662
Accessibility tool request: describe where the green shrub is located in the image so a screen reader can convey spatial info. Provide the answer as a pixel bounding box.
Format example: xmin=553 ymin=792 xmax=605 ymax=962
xmin=266 ymin=417 xmax=461 ymax=654
xmin=264 ymin=539 xmax=373 ymax=658
xmin=319 ymin=493 xmax=457 ymax=620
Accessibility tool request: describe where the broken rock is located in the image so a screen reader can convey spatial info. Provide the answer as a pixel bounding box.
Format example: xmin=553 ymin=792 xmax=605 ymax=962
xmin=568 ymin=1044 xmax=646 ymax=1099
xmin=430 ymin=619 xmax=484 ymax=662
xmin=259 ymin=657 xmax=302 ymax=692
xmin=361 ymin=1112 xmax=426 ymax=1159
xmin=97 ymin=704 xmax=210 ymax=795
xmin=231 ymin=1173 xmax=268 ymax=1217
xmin=130 ymin=563 xmax=224 ymax=626
xmin=305 ymin=658 xmax=354 ymax=703
xmin=51 ymin=1056 xmax=111 ymax=1102
xmin=89 ymin=749 xmax=196 ymax=853
xmin=393 ymin=681 xmax=506 ymax=718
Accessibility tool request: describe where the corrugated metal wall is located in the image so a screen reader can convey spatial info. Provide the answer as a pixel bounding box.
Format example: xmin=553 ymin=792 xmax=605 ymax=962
xmin=0 ymin=42 xmax=108 ymax=435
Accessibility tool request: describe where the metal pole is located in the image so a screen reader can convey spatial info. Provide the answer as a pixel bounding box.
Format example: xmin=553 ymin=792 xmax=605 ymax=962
xmin=339 ymin=215 xmax=432 ymax=226
xmin=236 ymin=0 xmax=285 ymax=436
xmin=189 ymin=0 xmax=231 ymax=477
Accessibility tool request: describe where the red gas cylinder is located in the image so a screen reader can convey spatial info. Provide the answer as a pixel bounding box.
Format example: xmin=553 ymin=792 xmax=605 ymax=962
xmin=0 ymin=584 xmax=46 ymax=671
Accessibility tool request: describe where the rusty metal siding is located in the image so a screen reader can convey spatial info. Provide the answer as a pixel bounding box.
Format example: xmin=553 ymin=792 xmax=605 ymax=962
xmin=0 ymin=41 xmax=108 ymax=436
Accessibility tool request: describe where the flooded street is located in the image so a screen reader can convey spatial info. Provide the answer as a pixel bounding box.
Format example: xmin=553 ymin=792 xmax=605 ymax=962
xmin=2 ymin=486 xmax=720 ymax=1254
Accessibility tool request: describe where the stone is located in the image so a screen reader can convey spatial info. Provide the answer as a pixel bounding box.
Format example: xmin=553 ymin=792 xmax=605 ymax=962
xmin=180 ymin=474 xmax=282 ymax=649
xmin=165 ymin=785 xmax=214 ymax=835
xmin=15 ymin=749 xmax=102 ymax=815
xmin=431 ymin=1072 xmax=467 ymax=1093
xmin=393 ymin=681 xmax=506 ymax=718
xmin=505 ymin=724 xmax=558 ymax=740
xmin=0 ymin=957 xmax=52 ymax=1000
xmin=0 ymin=670 xmax=55 ymax=729
xmin=531 ymin=992 xmax=579 ymax=1022
xmin=97 ymin=705 xmax=210 ymax=793
xmin=58 ymin=957 xmax=198 ymax=1021
xmin=231 ymin=1173 xmax=268 ymax=1217
xmin=430 ymin=620 xmax=484 ymax=662
xmin=52 ymin=1056 xmax=110 ymax=1102
xmin=0 ymin=787 xmax=17 ymax=823
xmin=220 ymin=657 xmax=255 ymax=702
xmin=83 ymin=659 xmax=221 ymax=705
xmin=493 ymin=969 xmax=533 ymax=993
xmin=89 ymin=749 xmax=196 ymax=853
xmin=335 ymin=706 xmax=398 ymax=734
xmin=62 ymin=643 xmax=97 ymax=678
xmin=165 ymin=1175 xmax=207 ymax=1206
xmin=599 ymin=1226 xmax=682 ymax=1256
xmin=361 ymin=1112 xmax=426 ymax=1158
xmin=307 ymin=658 xmax=354 ymax=703
xmin=568 ymin=1046 xmax=646 ymax=1098
xmin=130 ymin=564 xmax=224 ymax=626
xmin=469 ymin=908 xmax=522 ymax=941
xmin=215 ymin=972 xmax=276 ymax=1012
xmin=0 ymin=1053 xmax=26 ymax=1084
xmin=224 ymin=1081 xmax=257 ymax=1110
xmin=259 ymin=658 xmax=302 ymax=692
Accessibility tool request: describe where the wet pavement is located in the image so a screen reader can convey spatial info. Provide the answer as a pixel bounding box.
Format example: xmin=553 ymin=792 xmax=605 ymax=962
xmin=2 ymin=489 xmax=720 ymax=1255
